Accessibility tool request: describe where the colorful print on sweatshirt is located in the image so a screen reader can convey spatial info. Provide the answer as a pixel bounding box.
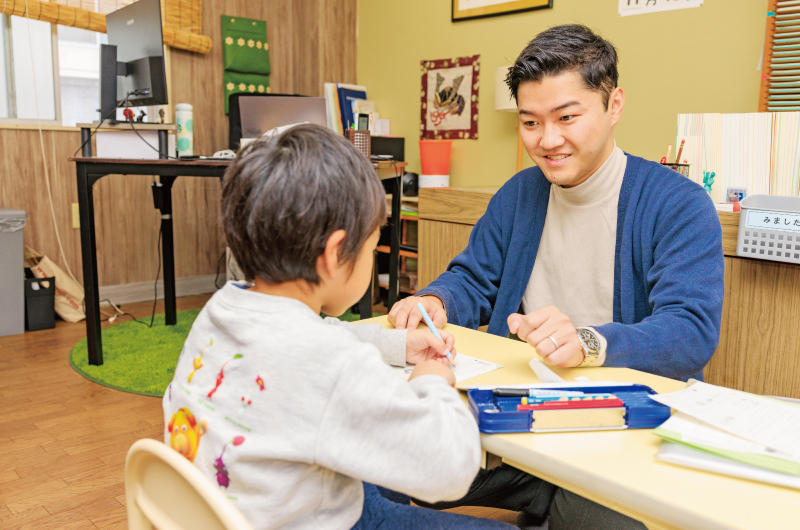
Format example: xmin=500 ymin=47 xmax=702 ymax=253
xmin=168 ymin=407 xmax=208 ymax=462
xmin=207 ymin=354 xmax=244 ymax=399
xmin=189 ymin=336 xmax=214 ymax=383
xmin=214 ymin=435 xmax=245 ymax=488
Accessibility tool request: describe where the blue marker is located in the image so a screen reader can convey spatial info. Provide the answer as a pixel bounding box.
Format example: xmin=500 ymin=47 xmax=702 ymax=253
xmin=416 ymin=303 xmax=455 ymax=367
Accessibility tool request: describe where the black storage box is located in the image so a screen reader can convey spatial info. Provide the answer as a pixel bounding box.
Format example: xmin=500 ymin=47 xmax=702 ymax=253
xmin=24 ymin=271 xmax=55 ymax=331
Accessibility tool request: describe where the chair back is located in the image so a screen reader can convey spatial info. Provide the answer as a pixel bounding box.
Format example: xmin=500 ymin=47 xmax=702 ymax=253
xmin=125 ymin=438 xmax=254 ymax=530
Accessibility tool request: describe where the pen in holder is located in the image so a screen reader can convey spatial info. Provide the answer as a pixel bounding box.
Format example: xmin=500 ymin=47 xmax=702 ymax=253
xmin=346 ymin=130 xmax=371 ymax=160
xmin=661 ymin=163 xmax=690 ymax=177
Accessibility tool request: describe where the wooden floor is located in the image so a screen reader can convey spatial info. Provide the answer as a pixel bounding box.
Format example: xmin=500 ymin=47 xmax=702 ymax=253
xmin=0 ymin=294 xmax=517 ymax=529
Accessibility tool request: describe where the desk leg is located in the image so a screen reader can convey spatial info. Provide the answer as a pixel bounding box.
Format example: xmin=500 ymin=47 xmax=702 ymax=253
xmin=159 ymin=177 xmax=177 ymax=326
xmin=158 ymin=130 xmax=168 ymax=159
xmin=80 ymin=127 xmax=92 ymax=157
xmin=357 ymin=277 xmax=373 ymax=320
xmin=76 ymin=165 xmax=103 ymax=365
xmin=387 ymin=176 xmax=401 ymax=310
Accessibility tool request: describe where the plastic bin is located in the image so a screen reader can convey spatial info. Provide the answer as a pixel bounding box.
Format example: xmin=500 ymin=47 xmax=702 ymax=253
xmin=25 ymin=271 xmax=55 ymax=331
xmin=0 ymin=207 xmax=27 ymax=337
xmin=737 ymin=194 xmax=800 ymax=265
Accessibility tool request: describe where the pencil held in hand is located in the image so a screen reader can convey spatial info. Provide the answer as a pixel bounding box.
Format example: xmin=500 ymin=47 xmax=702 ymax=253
xmin=416 ymin=303 xmax=456 ymax=367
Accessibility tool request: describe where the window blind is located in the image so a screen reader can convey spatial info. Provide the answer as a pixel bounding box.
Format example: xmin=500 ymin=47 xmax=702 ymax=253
xmin=0 ymin=0 xmax=210 ymax=54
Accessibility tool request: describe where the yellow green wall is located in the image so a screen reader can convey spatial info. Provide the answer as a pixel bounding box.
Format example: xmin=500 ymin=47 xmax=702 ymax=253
xmin=357 ymin=0 xmax=767 ymax=188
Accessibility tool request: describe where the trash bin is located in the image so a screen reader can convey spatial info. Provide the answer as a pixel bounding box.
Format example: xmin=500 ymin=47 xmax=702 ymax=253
xmin=0 ymin=207 xmax=27 ymax=337
xmin=25 ymin=270 xmax=55 ymax=331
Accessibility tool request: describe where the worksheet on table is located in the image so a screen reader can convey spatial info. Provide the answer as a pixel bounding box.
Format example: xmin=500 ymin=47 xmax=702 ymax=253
xmin=392 ymin=354 xmax=502 ymax=383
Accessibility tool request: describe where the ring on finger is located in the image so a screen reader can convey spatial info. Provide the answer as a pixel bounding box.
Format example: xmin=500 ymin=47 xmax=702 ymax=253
xmin=547 ymin=335 xmax=559 ymax=351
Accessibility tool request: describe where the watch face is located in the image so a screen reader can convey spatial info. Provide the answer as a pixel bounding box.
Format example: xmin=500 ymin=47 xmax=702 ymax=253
xmin=579 ymin=329 xmax=600 ymax=351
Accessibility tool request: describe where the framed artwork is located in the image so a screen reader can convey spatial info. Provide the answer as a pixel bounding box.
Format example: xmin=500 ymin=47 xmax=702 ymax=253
xmin=452 ymin=0 xmax=553 ymax=22
xmin=420 ymin=55 xmax=480 ymax=140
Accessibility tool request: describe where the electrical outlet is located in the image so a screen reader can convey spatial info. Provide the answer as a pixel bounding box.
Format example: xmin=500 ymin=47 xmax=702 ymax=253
xmin=72 ymin=203 xmax=80 ymax=229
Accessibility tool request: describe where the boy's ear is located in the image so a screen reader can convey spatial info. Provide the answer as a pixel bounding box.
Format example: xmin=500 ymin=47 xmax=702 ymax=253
xmin=318 ymin=229 xmax=347 ymax=280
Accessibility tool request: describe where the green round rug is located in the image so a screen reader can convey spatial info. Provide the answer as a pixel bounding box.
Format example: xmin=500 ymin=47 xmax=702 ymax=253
xmin=69 ymin=307 xmax=372 ymax=396
xmin=69 ymin=309 xmax=201 ymax=397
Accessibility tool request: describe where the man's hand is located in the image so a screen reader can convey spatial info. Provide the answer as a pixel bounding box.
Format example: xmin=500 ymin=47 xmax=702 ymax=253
xmin=388 ymin=295 xmax=446 ymax=330
xmin=507 ymin=306 xmax=585 ymax=368
xmin=408 ymin=359 xmax=456 ymax=387
xmin=406 ymin=329 xmax=457 ymax=365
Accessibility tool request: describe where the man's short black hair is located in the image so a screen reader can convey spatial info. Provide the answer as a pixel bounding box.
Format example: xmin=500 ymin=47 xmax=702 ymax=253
xmin=506 ymin=24 xmax=619 ymax=109
xmin=221 ymin=124 xmax=385 ymax=285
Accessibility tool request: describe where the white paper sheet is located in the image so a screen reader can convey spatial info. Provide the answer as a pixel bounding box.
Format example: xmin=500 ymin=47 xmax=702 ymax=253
xmin=660 ymin=412 xmax=800 ymax=464
xmin=392 ymin=354 xmax=502 ymax=384
xmin=656 ymin=442 xmax=800 ymax=490
xmin=650 ymin=381 xmax=800 ymax=460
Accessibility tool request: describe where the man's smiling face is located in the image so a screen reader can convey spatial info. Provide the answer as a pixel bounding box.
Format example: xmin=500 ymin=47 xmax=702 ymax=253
xmin=517 ymin=70 xmax=624 ymax=188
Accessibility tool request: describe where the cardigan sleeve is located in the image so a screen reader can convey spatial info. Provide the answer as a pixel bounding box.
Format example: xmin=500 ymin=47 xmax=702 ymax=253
xmin=594 ymin=187 xmax=724 ymax=380
xmin=417 ymin=191 xmax=508 ymax=330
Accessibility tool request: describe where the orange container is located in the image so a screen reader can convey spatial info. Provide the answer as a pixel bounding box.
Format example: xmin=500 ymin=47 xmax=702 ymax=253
xmin=419 ymin=140 xmax=452 ymax=175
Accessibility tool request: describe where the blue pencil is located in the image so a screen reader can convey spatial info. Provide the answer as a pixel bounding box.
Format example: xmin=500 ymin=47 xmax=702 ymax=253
xmin=416 ymin=303 xmax=455 ymax=367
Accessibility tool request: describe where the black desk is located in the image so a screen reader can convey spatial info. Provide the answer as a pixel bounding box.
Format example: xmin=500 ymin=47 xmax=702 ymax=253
xmin=69 ymin=157 xmax=403 ymax=366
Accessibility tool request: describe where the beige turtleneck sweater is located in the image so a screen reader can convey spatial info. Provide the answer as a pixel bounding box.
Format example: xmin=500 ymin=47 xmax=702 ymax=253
xmin=521 ymin=146 xmax=626 ymax=363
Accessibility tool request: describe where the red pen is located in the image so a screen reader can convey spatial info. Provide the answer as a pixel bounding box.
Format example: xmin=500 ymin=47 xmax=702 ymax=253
xmin=517 ymin=397 xmax=624 ymax=411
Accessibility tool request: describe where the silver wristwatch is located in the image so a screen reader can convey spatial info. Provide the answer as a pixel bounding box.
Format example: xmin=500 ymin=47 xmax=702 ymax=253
xmin=577 ymin=327 xmax=601 ymax=367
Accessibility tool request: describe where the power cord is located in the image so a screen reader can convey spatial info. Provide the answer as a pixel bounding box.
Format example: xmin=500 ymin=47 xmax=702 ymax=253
xmin=126 ymin=115 xmax=182 ymax=160
xmin=100 ymin=228 xmax=162 ymax=328
xmin=73 ymin=91 xmax=137 ymax=157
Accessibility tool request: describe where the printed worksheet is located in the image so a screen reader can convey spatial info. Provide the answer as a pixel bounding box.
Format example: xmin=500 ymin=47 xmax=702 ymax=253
xmin=650 ymin=381 xmax=800 ymax=460
xmin=392 ymin=354 xmax=502 ymax=384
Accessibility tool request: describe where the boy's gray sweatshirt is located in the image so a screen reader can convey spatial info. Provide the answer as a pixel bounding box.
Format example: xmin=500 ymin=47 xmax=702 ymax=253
xmin=163 ymin=282 xmax=480 ymax=530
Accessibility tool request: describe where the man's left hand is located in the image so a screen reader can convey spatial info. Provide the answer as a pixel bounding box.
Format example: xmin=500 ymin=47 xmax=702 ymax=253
xmin=507 ymin=306 xmax=585 ymax=368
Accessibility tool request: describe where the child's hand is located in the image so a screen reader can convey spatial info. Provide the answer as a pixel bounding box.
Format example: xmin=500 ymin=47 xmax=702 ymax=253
xmin=406 ymin=329 xmax=457 ymax=366
xmin=408 ymin=359 xmax=456 ymax=387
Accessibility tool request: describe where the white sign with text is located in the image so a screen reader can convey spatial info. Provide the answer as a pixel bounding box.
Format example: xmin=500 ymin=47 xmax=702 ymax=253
xmin=619 ymin=0 xmax=703 ymax=17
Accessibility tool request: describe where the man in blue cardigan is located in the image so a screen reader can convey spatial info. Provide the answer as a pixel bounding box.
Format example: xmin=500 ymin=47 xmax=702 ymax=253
xmin=391 ymin=25 xmax=724 ymax=530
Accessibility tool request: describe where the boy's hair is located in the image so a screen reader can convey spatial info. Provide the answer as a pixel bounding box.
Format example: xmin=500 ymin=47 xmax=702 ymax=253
xmin=506 ymin=24 xmax=619 ymax=109
xmin=221 ymin=124 xmax=385 ymax=284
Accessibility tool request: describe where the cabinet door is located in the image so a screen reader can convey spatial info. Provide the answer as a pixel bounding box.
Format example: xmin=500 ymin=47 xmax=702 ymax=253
xmin=418 ymin=220 xmax=474 ymax=289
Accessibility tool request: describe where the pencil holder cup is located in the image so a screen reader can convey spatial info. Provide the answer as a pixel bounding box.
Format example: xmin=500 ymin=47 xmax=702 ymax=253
xmin=661 ymin=163 xmax=690 ymax=177
xmin=346 ymin=130 xmax=371 ymax=159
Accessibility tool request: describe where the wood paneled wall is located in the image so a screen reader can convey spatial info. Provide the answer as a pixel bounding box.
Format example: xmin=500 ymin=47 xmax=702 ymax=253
xmin=0 ymin=0 xmax=356 ymax=288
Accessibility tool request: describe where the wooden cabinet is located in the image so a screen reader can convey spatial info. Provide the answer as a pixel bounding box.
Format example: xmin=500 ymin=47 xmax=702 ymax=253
xmin=419 ymin=188 xmax=800 ymax=399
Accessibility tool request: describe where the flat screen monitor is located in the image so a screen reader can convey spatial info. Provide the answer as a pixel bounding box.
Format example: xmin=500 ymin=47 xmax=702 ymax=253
xmin=99 ymin=0 xmax=167 ymax=120
xmin=238 ymin=96 xmax=328 ymax=140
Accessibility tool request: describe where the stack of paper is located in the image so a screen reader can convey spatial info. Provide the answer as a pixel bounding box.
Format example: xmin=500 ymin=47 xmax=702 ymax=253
xmin=650 ymin=381 xmax=800 ymax=488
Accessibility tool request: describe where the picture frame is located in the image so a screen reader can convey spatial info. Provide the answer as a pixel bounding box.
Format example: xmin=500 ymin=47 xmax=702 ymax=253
xmin=452 ymin=0 xmax=553 ymax=22
xmin=420 ymin=55 xmax=480 ymax=140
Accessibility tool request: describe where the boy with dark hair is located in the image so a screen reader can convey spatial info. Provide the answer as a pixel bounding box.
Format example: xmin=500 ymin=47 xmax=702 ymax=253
xmin=163 ymin=124 xmax=514 ymax=530
xmin=392 ymin=24 xmax=723 ymax=530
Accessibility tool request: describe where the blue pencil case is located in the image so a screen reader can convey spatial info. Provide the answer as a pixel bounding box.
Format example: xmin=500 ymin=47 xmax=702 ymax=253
xmin=468 ymin=384 xmax=671 ymax=433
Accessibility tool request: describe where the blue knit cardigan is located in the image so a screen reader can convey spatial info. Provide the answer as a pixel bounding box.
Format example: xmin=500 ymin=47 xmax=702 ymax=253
xmin=418 ymin=154 xmax=724 ymax=381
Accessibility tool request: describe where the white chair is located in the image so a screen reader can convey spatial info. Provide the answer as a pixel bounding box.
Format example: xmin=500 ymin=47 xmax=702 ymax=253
xmin=125 ymin=438 xmax=254 ymax=530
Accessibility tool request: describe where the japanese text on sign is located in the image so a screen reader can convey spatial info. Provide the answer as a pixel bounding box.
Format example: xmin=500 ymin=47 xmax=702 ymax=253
xmin=619 ymin=0 xmax=703 ymax=17
xmin=745 ymin=209 xmax=800 ymax=234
